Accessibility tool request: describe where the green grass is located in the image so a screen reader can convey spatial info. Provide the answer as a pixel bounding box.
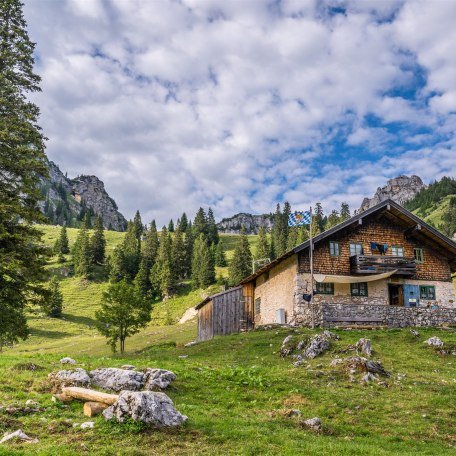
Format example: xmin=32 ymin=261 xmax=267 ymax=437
xmin=2 ymin=324 xmax=455 ymax=455
xmin=411 ymin=194 xmax=453 ymax=229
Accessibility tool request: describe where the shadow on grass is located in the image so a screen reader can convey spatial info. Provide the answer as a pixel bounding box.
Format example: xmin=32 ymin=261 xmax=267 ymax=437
xmin=62 ymin=313 xmax=98 ymax=328
xmin=29 ymin=328 xmax=72 ymax=339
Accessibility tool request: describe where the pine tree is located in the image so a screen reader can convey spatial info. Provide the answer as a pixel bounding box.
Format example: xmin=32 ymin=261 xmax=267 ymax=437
xmin=121 ymin=221 xmax=141 ymax=280
xmin=42 ymin=276 xmax=63 ymax=317
xmin=133 ymin=210 xmax=143 ymax=241
xmin=193 ymin=207 xmax=208 ymax=238
xmin=168 ymin=219 xmax=174 ymax=232
xmin=207 ymin=208 xmax=219 ymax=245
xmin=326 ymin=209 xmax=340 ymax=229
xmin=313 ymin=202 xmax=325 ymax=233
xmin=255 ymin=227 xmax=270 ymax=260
xmin=91 ymin=215 xmax=106 ymax=264
xmin=150 ymin=227 xmax=175 ymax=298
xmin=214 ymin=240 xmax=227 ymax=267
xmin=171 ymin=228 xmax=186 ymax=280
xmin=286 ymin=227 xmax=298 ymax=250
xmin=73 ymin=223 xmax=92 ymax=278
xmin=96 ymin=280 xmax=151 ymax=353
xmin=59 ymin=226 xmax=70 ymax=254
xmin=183 ymin=223 xmax=194 ymax=278
xmin=109 ymin=245 xmax=126 ymax=282
xmin=271 ymin=203 xmax=282 ymax=258
xmin=440 ymin=196 xmax=456 ymax=238
xmin=228 ymin=230 xmax=252 ymax=285
xmin=0 ymin=0 xmax=49 ymax=348
xmin=134 ymin=256 xmax=152 ymax=298
xmin=179 ymin=212 xmax=188 ymax=231
xmin=340 ymin=202 xmax=350 ymax=221
xmin=192 ymin=234 xmax=216 ymax=288
xmin=282 ymin=201 xmax=291 ymax=251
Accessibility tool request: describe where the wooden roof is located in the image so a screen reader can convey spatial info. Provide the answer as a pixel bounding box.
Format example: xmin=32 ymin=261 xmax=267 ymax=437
xmin=195 ymin=286 xmax=243 ymax=310
xmin=240 ymin=199 xmax=456 ymax=284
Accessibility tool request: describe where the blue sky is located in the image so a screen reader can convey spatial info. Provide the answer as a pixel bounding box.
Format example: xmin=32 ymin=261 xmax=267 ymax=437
xmin=24 ymin=0 xmax=456 ymax=225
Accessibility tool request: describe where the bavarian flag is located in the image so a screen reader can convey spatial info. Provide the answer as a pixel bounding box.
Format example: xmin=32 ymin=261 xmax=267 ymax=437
xmin=288 ymin=211 xmax=312 ymax=227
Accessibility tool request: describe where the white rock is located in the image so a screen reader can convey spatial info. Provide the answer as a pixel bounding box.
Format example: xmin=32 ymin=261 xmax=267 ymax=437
xmin=89 ymin=368 xmax=144 ymax=392
xmin=48 ymin=368 xmax=91 ymax=389
xmin=362 ymin=372 xmax=378 ymax=383
xmin=103 ymin=391 xmax=187 ymax=427
xmin=144 ymin=369 xmax=177 ymax=390
xmin=303 ymin=335 xmax=330 ymax=359
xmin=25 ymin=400 xmax=39 ymax=407
xmin=80 ymin=421 xmax=94 ymax=429
xmin=302 ymin=417 xmax=322 ymax=431
xmin=425 ymin=336 xmax=444 ymax=347
xmin=184 ymin=341 xmax=197 ymax=347
xmin=60 ymin=357 xmax=76 ymax=365
xmin=356 ymin=338 xmax=372 ymax=357
xmin=0 ymin=429 xmax=38 ymax=444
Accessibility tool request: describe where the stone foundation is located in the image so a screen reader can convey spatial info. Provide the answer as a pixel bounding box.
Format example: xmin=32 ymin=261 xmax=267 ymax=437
xmin=294 ymin=303 xmax=456 ymax=328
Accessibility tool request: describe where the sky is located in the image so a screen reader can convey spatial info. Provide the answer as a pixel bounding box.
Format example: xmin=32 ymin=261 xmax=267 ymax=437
xmin=24 ymin=0 xmax=456 ymax=225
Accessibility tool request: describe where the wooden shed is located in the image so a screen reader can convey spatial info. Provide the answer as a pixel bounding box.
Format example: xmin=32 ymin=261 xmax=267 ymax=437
xmin=196 ymin=286 xmax=254 ymax=341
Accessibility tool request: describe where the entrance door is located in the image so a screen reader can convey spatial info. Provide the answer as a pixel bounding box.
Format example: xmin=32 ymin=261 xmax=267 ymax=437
xmin=403 ymin=284 xmax=420 ymax=307
xmin=388 ymin=284 xmax=404 ymax=306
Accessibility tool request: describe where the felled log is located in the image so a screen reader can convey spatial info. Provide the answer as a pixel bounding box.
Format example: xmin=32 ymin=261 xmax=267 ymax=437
xmin=61 ymin=387 xmax=118 ymax=405
xmin=83 ymin=401 xmax=109 ymax=417
xmin=52 ymin=392 xmax=72 ymax=403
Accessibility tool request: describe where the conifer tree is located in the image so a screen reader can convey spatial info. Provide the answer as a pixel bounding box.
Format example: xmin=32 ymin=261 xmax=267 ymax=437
xmin=313 ymin=202 xmax=325 ymax=233
xmin=192 ymin=234 xmax=215 ymax=288
xmin=109 ymin=245 xmax=126 ymax=282
xmin=168 ymin=219 xmax=174 ymax=232
xmin=142 ymin=220 xmax=159 ymax=266
xmin=286 ymin=227 xmax=298 ymax=250
xmin=255 ymin=227 xmax=270 ymax=260
xmin=228 ymin=229 xmax=252 ymax=285
xmin=207 ymin=208 xmax=219 ymax=245
xmin=0 ymin=0 xmax=49 ymax=347
xmin=214 ymin=240 xmax=227 ymax=267
xmin=133 ymin=210 xmax=143 ymax=241
xmin=91 ymin=215 xmax=106 ymax=264
xmin=42 ymin=276 xmax=63 ymax=317
xmin=179 ymin=212 xmax=188 ymax=231
xmin=183 ymin=223 xmax=194 ymax=278
xmin=171 ymin=228 xmax=186 ymax=280
xmin=96 ymin=280 xmax=151 ymax=353
xmin=59 ymin=225 xmax=70 ymax=254
xmin=121 ymin=221 xmax=141 ymax=280
xmin=271 ymin=203 xmax=282 ymax=258
xmin=193 ymin=207 xmax=208 ymax=238
xmin=73 ymin=222 xmax=92 ymax=278
xmin=326 ymin=209 xmax=340 ymax=229
xmin=340 ymin=202 xmax=350 ymax=221
xmin=150 ymin=227 xmax=174 ymax=298
xmin=134 ymin=256 xmax=152 ymax=298
xmin=282 ymin=201 xmax=291 ymax=251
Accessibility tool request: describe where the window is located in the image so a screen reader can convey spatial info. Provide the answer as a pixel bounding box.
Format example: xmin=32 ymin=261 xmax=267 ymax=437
xmin=420 ymin=286 xmax=435 ymax=300
xmin=351 ymin=282 xmax=368 ymax=297
xmin=315 ymin=282 xmax=334 ymax=295
xmin=329 ymin=241 xmax=340 ymax=257
xmin=414 ymin=248 xmax=424 ymax=263
xmin=391 ymin=245 xmax=404 ymax=257
xmin=349 ymin=243 xmax=363 ymax=256
xmin=254 ymin=298 xmax=261 ymax=314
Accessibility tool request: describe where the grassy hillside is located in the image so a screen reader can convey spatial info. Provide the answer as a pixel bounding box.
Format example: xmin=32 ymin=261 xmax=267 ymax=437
xmin=411 ymin=194 xmax=453 ymax=229
xmin=2 ymin=320 xmax=455 ymax=455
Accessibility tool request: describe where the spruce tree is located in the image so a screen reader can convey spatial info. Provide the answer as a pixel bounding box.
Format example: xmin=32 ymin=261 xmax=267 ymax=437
xmin=183 ymin=223 xmax=194 ymax=278
xmin=228 ymin=230 xmax=252 ymax=285
xmin=255 ymin=227 xmax=270 ymax=260
xmin=271 ymin=203 xmax=282 ymax=258
xmin=73 ymin=223 xmax=92 ymax=278
xmin=179 ymin=212 xmax=188 ymax=231
xmin=91 ymin=215 xmax=106 ymax=264
xmin=192 ymin=234 xmax=215 ymax=288
xmin=59 ymin=226 xmax=70 ymax=254
xmin=150 ymin=227 xmax=174 ymax=298
xmin=171 ymin=227 xmax=186 ymax=280
xmin=136 ymin=220 xmax=159 ymax=294
xmin=0 ymin=0 xmax=49 ymax=348
xmin=326 ymin=209 xmax=340 ymax=229
xmin=121 ymin=221 xmax=141 ymax=280
xmin=214 ymin=240 xmax=227 ymax=267
xmin=314 ymin=202 xmax=325 ymax=233
xmin=193 ymin=207 xmax=208 ymax=238
xmin=207 ymin=208 xmax=219 ymax=245
xmin=42 ymin=276 xmax=63 ymax=317
xmin=340 ymin=202 xmax=350 ymax=221
xmin=286 ymin=226 xmax=298 ymax=250
xmin=168 ymin=219 xmax=174 ymax=232
xmin=281 ymin=201 xmax=291 ymax=251
xmin=133 ymin=210 xmax=143 ymax=241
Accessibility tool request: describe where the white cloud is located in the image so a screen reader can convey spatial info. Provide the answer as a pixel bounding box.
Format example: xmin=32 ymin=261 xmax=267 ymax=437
xmin=23 ymin=0 xmax=456 ymax=225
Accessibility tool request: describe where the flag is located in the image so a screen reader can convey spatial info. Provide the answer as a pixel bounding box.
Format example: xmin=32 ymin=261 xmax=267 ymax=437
xmin=288 ymin=211 xmax=312 ymax=227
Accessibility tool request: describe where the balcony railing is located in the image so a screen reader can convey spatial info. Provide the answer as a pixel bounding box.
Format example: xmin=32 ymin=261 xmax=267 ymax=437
xmin=350 ymin=255 xmax=416 ymax=276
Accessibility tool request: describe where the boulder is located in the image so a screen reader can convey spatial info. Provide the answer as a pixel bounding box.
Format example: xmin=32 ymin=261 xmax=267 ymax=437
xmin=356 ymin=338 xmax=372 ymax=357
xmin=144 ymin=369 xmax=176 ymax=390
xmin=302 ymin=417 xmax=322 ymax=431
xmin=60 ymin=357 xmax=76 ymax=365
xmin=89 ymin=368 xmax=144 ymax=392
xmin=48 ymin=368 xmax=91 ymax=391
xmin=0 ymin=429 xmax=38 ymax=444
xmin=280 ymin=335 xmax=295 ymax=357
xmin=80 ymin=421 xmax=94 ymax=429
xmin=425 ymin=336 xmax=443 ymax=347
xmin=362 ymin=372 xmax=378 ymax=383
xmin=303 ymin=334 xmax=330 ymax=359
xmin=121 ymin=365 xmax=135 ymax=370
xmin=323 ymin=330 xmax=339 ymax=340
xmin=103 ymin=391 xmax=187 ymax=427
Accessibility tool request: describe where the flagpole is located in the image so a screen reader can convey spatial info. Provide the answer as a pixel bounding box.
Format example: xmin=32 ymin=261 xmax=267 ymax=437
xmin=309 ymin=206 xmax=314 ymax=329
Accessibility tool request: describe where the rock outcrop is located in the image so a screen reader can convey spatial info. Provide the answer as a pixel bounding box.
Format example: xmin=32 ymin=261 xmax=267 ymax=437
xmin=359 ymin=175 xmax=425 ymax=212
xmin=217 ymin=213 xmax=273 ymax=234
xmin=39 ymin=159 xmax=127 ymax=231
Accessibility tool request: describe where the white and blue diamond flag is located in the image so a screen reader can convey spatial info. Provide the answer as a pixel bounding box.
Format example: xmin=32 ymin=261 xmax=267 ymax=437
xmin=288 ymin=211 xmax=312 ymax=227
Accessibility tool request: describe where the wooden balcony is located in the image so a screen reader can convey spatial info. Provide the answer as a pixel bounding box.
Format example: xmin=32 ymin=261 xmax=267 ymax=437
xmin=350 ymin=255 xmax=417 ymax=276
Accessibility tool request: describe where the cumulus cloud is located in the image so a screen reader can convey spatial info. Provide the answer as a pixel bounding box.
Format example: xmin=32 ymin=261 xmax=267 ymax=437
xmin=23 ymin=0 xmax=456 ymax=224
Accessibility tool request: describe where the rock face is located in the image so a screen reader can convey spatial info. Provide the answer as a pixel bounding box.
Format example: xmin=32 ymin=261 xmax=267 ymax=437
xmin=103 ymin=391 xmax=187 ymax=427
xmin=38 ymin=159 xmax=127 ymax=231
xmin=217 ymin=213 xmax=273 ymax=234
xmin=359 ymin=175 xmax=425 ymax=212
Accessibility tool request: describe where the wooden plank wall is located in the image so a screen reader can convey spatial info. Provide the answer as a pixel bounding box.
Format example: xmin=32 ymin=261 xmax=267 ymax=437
xmin=197 ymin=300 xmax=213 ymax=341
xmin=242 ymin=283 xmax=255 ymax=329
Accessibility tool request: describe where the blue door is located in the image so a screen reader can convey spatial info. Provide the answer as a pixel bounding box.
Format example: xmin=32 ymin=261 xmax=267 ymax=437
xmin=403 ymin=284 xmax=420 ymax=307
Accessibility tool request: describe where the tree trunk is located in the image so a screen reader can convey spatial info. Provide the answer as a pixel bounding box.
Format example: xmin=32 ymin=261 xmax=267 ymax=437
xmin=61 ymin=387 xmax=118 ymax=405
xmin=83 ymin=401 xmax=109 ymax=417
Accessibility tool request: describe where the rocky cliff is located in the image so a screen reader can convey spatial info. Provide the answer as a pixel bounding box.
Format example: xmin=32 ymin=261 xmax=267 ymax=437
xmin=217 ymin=213 xmax=273 ymax=234
xmin=39 ymin=160 xmax=127 ymax=231
xmin=359 ymin=175 xmax=425 ymax=212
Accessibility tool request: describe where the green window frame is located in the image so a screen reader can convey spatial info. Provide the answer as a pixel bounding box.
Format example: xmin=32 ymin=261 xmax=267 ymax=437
xmin=414 ymin=248 xmax=424 ymax=263
xmin=351 ymin=282 xmax=368 ymax=297
xmin=391 ymin=245 xmax=404 ymax=257
xmin=315 ymin=282 xmax=334 ymax=295
xmin=420 ymin=285 xmax=436 ymax=300
xmin=329 ymin=241 xmax=340 ymax=257
xmin=349 ymin=243 xmax=363 ymax=256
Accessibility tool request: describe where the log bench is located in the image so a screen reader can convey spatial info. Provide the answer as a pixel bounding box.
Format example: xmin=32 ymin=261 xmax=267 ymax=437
xmin=324 ymin=316 xmax=384 ymax=328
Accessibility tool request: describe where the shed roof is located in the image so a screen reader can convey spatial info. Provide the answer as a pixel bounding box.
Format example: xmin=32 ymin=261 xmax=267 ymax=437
xmin=195 ymin=286 xmax=243 ymax=310
xmin=240 ymin=199 xmax=456 ymax=285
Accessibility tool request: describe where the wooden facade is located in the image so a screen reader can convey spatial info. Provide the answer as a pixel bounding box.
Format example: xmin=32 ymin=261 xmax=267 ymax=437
xmin=196 ymin=286 xmax=254 ymax=341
